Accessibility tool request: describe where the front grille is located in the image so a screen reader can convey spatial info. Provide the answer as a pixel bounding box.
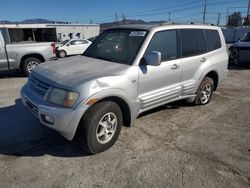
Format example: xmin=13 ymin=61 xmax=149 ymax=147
xmin=29 ymin=75 xmax=51 ymax=96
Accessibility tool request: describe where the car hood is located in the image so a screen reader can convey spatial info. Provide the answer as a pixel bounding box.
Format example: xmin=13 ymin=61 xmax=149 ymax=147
xmin=32 ymin=55 xmax=130 ymax=88
xmin=231 ymin=41 xmax=250 ymax=48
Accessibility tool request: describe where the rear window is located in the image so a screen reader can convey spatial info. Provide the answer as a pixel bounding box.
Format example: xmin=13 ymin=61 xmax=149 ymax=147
xmin=205 ymin=30 xmax=221 ymax=51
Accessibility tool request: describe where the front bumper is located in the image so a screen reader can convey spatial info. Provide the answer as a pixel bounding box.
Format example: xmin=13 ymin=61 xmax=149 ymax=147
xmin=21 ymin=84 xmax=88 ymax=140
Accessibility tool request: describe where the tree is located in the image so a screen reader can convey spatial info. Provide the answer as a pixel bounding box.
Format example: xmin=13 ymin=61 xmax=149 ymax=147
xmin=227 ymin=12 xmax=242 ymax=28
xmin=243 ymin=16 xmax=250 ymax=26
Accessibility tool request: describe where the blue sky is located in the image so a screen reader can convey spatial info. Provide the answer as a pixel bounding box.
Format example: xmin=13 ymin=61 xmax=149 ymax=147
xmin=0 ymin=0 xmax=249 ymax=25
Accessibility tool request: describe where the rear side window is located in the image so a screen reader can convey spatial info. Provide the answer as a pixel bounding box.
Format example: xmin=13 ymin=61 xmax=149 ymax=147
xmin=180 ymin=29 xmax=206 ymax=58
xmin=146 ymin=30 xmax=178 ymax=61
xmin=195 ymin=30 xmax=207 ymax=54
xmin=205 ymin=30 xmax=221 ymax=51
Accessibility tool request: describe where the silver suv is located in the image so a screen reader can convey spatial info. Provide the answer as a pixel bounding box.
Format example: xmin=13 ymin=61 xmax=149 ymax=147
xmin=21 ymin=24 xmax=228 ymax=154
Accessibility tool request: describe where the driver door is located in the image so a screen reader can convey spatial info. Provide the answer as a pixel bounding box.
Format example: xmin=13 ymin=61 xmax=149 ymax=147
xmin=138 ymin=29 xmax=182 ymax=111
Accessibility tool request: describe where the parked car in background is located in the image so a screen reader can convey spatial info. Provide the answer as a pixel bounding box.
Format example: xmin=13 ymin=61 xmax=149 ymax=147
xmin=0 ymin=31 xmax=56 ymax=76
xmin=229 ymin=32 xmax=250 ymax=65
xmin=21 ymin=24 xmax=228 ymax=154
xmin=57 ymin=39 xmax=92 ymax=58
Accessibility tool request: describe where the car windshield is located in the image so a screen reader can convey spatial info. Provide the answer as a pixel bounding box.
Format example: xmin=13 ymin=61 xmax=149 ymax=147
xmin=83 ymin=29 xmax=147 ymax=65
xmin=61 ymin=39 xmax=69 ymax=46
xmin=240 ymin=32 xmax=250 ymax=42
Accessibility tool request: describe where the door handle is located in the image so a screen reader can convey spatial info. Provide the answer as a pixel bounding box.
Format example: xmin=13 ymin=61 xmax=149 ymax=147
xmin=171 ymin=64 xmax=180 ymax=70
xmin=200 ymin=57 xmax=207 ymax=62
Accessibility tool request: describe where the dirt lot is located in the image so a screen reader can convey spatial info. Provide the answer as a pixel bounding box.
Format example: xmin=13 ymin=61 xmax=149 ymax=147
xmin=0 ymin=65 xmax=250 ymax=188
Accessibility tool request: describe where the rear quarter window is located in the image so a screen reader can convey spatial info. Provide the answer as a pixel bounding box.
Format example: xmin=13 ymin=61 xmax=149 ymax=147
xmin=205 ymin=30 xmax=222 ymax=51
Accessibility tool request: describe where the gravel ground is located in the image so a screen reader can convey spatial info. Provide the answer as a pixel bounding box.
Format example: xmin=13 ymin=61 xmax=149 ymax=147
xmin=0 ymin=65 xmax=249 ymax=188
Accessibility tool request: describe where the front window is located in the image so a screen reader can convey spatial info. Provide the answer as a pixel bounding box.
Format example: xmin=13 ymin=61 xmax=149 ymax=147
xmin=61 ymin=39 xmax=69 ymax=46
xmin=83 ymin=29 xmax=147 ymax=65
xmin=240 ymin=32 xmax=250 ymax=42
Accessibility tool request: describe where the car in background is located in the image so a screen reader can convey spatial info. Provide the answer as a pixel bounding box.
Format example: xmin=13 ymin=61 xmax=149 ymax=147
xmin=229 ymin=32 xmax=250 ymax=65
xmin=0 ymin=31 xmax=56 ymax=76
xmin=57 ymin=39 xmax=92 ymax=58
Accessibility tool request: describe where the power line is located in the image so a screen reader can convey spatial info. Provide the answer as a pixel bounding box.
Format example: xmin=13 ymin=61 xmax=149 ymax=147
xmin=126 ymin=0 xmax=203 ymax=16
xmin=173 ymin=12 xmax=203 ymax=20
xmin=76 ymin=0 xmax=248 ymax=24
xmin=126 ymin=5 xmax=204 ymax=18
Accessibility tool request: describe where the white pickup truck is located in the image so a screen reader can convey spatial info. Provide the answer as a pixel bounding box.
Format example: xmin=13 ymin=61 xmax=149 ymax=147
xmin=0 ymin=31 xmax=56 ymax=76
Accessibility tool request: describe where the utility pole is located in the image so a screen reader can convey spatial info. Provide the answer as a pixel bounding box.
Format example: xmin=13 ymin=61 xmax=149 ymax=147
xmin=122 ymin=13 xmax=126 ymax=21
xmin=115 ymin=12 xmax=119 ymax=25
xmin=247 ymin=0 xmax=250 ymax=18
xmin=217 ymin=12 xmax=221 ymax=26
xmin=89 ymin=19 xmax=93 ymax=24
xmin=203 ymin=0 xmax=207 ymax=24
xmin=168 ymin=12 xmax=171 ymax=22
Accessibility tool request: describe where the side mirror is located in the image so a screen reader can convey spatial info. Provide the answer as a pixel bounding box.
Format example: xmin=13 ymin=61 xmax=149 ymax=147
xmin=66 ymin=44 xmax=70 ymax=47
xmin=143 ymin=51 xmax=161 ymax=66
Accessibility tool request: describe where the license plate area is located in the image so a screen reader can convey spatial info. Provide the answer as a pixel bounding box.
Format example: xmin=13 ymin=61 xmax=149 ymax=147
xmin=26 ymin=98 xmax=39 ymax=117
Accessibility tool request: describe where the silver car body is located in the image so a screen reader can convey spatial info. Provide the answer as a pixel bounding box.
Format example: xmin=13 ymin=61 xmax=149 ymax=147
xmin=0 ymin=31 xmax=56 ymax=72
xmin=21 ymin=24 xmax=228 ymax=140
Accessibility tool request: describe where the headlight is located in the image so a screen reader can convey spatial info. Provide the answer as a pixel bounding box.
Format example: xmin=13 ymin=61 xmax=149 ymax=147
xmin=45 ymin=88 xmax=79 ymax=108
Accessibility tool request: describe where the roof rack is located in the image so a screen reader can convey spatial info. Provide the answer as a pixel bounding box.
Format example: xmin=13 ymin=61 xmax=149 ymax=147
xmin=159 ymin=21 xmax=216 ymax=26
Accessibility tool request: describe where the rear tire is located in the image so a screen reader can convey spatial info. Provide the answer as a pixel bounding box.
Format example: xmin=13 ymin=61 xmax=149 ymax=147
xmin=194 ymin=77 xmax=214 ymax=105
xmin=74 ymin=101 xmax=123 ymax=154
xmin=22 ymin=57 xmax=41 ymax=76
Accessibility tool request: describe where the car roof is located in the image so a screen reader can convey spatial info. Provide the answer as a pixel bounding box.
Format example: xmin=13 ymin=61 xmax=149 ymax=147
xmin=108 ymin=22 xmax=220 ymax=31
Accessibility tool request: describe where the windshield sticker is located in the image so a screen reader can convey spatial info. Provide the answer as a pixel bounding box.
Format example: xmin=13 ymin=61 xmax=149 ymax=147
xmin=129 ymin=31 xmax=146 ymax=37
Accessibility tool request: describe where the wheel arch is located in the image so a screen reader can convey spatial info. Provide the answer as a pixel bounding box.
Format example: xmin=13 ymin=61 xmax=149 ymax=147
xmin=20 ymin=53 xmax=45 ymax=68
xmin=97 ymin=96 xmax=132 ymax=127
xmin=203 ymin=70 xmax=219 ymax=91
xmin=58 ymin=49 xmax=67 ymax=56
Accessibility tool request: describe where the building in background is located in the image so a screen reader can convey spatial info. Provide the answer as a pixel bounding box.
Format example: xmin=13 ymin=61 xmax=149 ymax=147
xmin=0 ymin=23 xmax=100 ymax=43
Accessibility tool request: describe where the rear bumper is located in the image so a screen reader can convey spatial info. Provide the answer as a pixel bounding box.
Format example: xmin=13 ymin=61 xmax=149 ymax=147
xmin=20 ymin=84 xmax=88 ymax=140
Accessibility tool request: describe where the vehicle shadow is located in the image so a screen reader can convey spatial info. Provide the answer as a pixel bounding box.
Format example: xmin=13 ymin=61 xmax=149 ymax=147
xmin=0 ymin=99 xmax=88 ymax=158
xmin=0 ymin=71 xmax=26 ymax=79
xmin=228 ymin=62 xmax=250 ymax=70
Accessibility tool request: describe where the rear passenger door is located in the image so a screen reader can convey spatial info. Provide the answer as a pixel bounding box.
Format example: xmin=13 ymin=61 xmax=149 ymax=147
xmin=78 ymin=40 xmax=90 ymax=53
xmin=138 ymin=30 xmax=182 ymax=111
xmin=179 ymin=29 xmax=207 ymax=96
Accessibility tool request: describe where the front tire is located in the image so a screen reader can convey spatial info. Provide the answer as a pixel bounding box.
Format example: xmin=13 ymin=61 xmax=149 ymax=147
xmin=75 ymin=101 xmax=123 ymax=154
xmin=229 ymin=48 xmax=239 ymax=65
xmin=194 ymin=77 xmax=214 ymax=105
xmin=59 ymin=50 xmax=66 ymax=58
xmin=22 ymin=57 xmax=41 ymax=76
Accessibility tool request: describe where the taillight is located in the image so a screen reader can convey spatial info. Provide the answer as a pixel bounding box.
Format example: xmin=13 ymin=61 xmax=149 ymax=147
xmin=51 ymin=42 xmax=56 ymax=54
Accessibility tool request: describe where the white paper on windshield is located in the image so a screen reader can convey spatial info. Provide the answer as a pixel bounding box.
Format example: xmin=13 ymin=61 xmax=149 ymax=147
xmin=129 ymin=31 xmax=146 ymax=37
